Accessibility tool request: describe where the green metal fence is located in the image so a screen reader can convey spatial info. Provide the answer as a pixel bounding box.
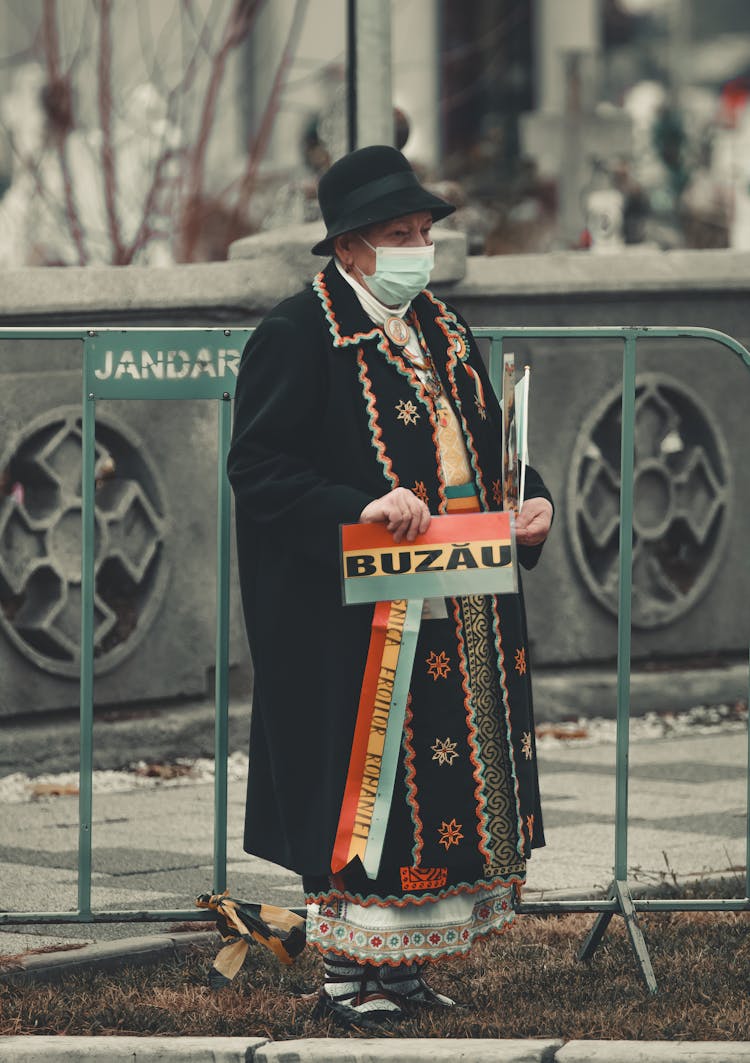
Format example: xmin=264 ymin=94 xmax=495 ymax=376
xmin=0 ymin=324 xmax=748 ymax=993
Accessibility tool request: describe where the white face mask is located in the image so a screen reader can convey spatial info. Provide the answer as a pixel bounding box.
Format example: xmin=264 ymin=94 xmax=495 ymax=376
xmin=357 ymin=236 xmax=435 ymax=306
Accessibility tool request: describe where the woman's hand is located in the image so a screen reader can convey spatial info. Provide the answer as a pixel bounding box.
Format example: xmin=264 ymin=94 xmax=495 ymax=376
xmin=515 ymin=497 xmax=553 ymax=547
xmin=360 ymin=487 xmax=431 ymax=543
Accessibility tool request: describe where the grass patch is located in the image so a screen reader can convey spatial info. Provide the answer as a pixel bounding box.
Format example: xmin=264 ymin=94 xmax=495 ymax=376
xmin=2 ymin=884 xmax=749 ymax=1041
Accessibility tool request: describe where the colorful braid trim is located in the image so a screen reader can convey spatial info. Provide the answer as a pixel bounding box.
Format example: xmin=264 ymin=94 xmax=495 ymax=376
xmin=402 ymin=695 xmax=424 ymax=867
xmin=451 ymin=596 xmax=492 ymax=864
xmin=304 ymin=868 xmax=526 ymax=910
xmin=408 ymin=311 xmax=448 ymax=513
xmin=489 ymin=597 xmax=525 ymax=856
xmin=422 ymin=291 xmax=489 ymax=509
xmin=356 ymin=347 xmax=398 ymax=489
xmin=313 ymin=271 xmax=381 ymax=348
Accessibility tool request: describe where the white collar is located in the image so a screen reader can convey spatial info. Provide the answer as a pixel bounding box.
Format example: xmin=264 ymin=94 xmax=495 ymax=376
xmin=335 ymin=258 xmax=410 ymax=326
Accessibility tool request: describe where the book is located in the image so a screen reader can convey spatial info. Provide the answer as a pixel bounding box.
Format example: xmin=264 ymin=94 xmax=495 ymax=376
xmin=500 ymin=352 xmax=530 ymax=512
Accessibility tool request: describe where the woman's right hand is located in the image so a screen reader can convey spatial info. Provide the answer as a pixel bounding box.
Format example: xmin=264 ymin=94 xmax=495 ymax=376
xmin=359 ymin=486 xmax=431 ymax=543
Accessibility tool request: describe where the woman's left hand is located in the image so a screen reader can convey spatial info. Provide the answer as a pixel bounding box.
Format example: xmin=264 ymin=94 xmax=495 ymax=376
xmin=515 ymin=497 xmax=553 ymax=547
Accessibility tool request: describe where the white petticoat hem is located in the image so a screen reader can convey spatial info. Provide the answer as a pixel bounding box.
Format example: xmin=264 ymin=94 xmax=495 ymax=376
xmin=306 ymin=880 xmax=516 ymax=965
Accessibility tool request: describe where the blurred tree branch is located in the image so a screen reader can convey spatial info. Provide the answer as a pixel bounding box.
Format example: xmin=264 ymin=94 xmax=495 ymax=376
xmin=177 ymin=0 xmax=265 ymax=262
xmin=1 ymin=0 xmax=308 ymax=266
xmin=41 ymin=0 xmax=87 ymax=263
xmin=231 ymin=0 xmax=308 ymax=231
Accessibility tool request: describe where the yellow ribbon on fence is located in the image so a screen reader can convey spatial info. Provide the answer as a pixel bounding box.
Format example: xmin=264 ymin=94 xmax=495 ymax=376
xmin=195 ymin=890 xmax=307 ymax=988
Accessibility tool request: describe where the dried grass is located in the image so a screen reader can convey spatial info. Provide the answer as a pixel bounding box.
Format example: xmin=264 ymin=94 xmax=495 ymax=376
xmin=1 ymin=890 xmax=749 ymax=1041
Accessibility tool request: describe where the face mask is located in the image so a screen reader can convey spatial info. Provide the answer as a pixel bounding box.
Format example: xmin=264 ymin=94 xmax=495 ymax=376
xmin=357 ymin=237 xmax=435 ymax=306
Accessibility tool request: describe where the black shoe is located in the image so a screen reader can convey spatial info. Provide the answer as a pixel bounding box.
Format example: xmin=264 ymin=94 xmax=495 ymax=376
xmin=407 ymin=975 xmax=455 ymax=1007
xmin=378 ymin=963 xmax=456 ymax=1008
xmin=312 ymin=986 xmax=404 ymax=1030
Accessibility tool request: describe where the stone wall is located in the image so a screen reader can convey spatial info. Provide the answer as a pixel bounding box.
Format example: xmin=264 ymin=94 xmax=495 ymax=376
xmin=1 ymin=235 xmax=748 ymax=717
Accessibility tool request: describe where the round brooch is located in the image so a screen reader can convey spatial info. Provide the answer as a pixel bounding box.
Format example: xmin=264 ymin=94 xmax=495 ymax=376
xmin=384 ymin=315 xmax=410 ymax=347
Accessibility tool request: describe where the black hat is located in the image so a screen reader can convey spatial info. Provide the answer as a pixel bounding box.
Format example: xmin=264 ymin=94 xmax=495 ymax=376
xmin=311 ymin=144 xmax=455 ymax=256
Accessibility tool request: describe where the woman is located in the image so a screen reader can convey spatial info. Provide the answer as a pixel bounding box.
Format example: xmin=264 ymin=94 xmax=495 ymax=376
xmin=228 ymin=145 xmax=553 ymax=1027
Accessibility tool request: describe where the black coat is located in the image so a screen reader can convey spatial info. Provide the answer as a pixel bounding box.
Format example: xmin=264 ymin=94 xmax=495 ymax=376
xmin=228 ymin=260 xmax=552 ymax=883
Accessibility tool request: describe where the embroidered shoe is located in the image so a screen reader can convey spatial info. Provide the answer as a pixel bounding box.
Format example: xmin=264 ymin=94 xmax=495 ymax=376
xmin=378 ymin=962 xmax=456 ymax=1008
xmin=314 ymin=958 xmax=404 ymax=1029
xmin=409 ymin=975 xmax=455 ymax=1007
xmin=313 ymin=985 xmax=403 ymax=1030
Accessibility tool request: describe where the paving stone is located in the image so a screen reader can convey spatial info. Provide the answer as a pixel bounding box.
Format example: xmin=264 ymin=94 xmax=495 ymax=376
xmin=0 ymin=862 xmax=78 ymax=911
xmin=632 ymin=811 xmax=746 ymax=838
xmin=557 ymin=1041 xmax=750 ymax=1062
xmin=254 ymin=1039 xmax=563 ymax=1062
xmin=0 ymin=1035 xmax=268 ymax=1061
xmin=0 ymin=845 xmax=213 ymax=874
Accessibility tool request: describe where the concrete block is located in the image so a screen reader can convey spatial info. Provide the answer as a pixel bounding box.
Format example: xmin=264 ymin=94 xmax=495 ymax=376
xmin=0 ymin=931 xmax=213 ymax=985
xmin=254 ymin=1039 xmax=563 ymax=1062
xmin=0 ymin=343 xmax=248 ymax=714
xmin=0 ymin=260 xmax=280 ymax=324
xmin=0 ymin=1037 xmax=268 ymax=1061
xmin=532 ymin=662 xmax=749 ymax=722
xmin=449 ymin=248 xmax=750 ymax=299
xmin=557 ymin=1042 xmax=750 ymax=1063
xmin=228 ymin=222 xmax=468 ymax=286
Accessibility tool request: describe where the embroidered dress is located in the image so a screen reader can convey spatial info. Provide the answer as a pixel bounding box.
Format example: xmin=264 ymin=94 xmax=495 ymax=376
xmin=304 ymin=267 xmax=527 ymax=965
xmin=228 ymin=259 xmax=550 ymax=971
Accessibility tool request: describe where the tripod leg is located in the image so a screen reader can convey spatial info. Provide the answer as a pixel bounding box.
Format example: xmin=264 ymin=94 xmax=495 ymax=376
xmin=613 ymin=879 xmax=658 ymax=994
xmin=577 ymin=909 xmax=614 ymax=962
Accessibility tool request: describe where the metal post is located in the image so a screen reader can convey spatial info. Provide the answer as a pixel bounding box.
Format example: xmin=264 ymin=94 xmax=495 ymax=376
xmin=576 ymin=331 xmax=657 ymax=990
xmin=213 ymin=394 xmax=233 ymax=895
xmin=354 ymin=0 xmax=393 ymax=147
xmin=78 ymin=344 xmax=96 ymax=917
xmin=346 ymin=0 xmax=357 ymax=152
xmin=614 ymin=331 xmax=637 ymax=881
xmin=558 ymin=51 xmax=586 ymax=248
xmin=489 ymin=337 xmax=505 ymax=404
xmin=746 ymin=642 xmax=750 ymax=901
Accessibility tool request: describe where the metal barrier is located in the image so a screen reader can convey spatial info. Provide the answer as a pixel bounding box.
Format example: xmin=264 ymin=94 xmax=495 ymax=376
xmin=0 ymin=323 xmax=748 ymax=994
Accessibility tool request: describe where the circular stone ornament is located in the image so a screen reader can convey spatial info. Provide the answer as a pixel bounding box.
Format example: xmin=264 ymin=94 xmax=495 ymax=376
xmin=566 ymin=373 xmax=732 ymax=629
xmin=0 ymin=407 xmax=170 ymax=676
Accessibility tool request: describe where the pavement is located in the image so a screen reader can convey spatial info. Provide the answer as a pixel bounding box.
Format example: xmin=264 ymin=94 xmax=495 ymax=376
xmin=0 ymin=699 xmax=748 ymax=1061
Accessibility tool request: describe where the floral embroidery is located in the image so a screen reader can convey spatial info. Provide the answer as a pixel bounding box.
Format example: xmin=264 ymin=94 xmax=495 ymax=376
xmin=526 ymin=813 xmax=534 ymax=842
xmin=395 ymin=398 xmax=420 ymax=426
xmin=514 ymin=647 xmax=527 ymax=675
xmin=438 ymin=818 xmax=464 ymax=850
xmin=431 ymin=737 xmax=459 ymax=766
xmin=412 ymin=480 xmax=429 ymax=505
xmin=491 ymin=479 xmax=503 ymax=507
xmin=521 ymin=731 xmax=533 ymax=760
xmin=426 ymin=650 xmax=451 ymax=680
xmin=475 ymin=396 xmax=487 ymax=420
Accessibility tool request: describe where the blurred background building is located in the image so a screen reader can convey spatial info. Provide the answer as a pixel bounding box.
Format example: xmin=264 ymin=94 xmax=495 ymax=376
xmin=1 ymin=0 xmax=749 ymax=267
